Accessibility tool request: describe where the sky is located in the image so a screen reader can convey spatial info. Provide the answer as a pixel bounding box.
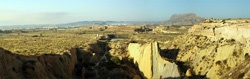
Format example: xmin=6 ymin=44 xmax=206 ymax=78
xmin=0 ymin=0 xmax=250 ymax=25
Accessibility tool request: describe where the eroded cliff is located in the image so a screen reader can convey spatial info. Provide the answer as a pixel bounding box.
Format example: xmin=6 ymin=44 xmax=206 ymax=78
xmin=164 ymin=19 xmax=250 ymax=79
xmin=0 ymin=48 xmax=77 ymax=79
xmin=0 ymin=41 xmax=102 ymax=79
xmin=128 ymin=42 xmax=180 ymax=79
xmin=0 ymin=40 xmax=143 ymax=79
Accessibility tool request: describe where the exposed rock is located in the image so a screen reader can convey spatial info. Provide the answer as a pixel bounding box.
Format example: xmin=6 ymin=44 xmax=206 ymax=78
xmin=185 ymin=69 xmax=192 ymax=77
xmin=164 ymin=19 xmax=250 ymax=79
xmin=220 ymin=58 xmax=250 ymax=79
xmin=0 ymin=48 xmax=24 ymax=79
xmin=0 ymin=48 xmax=77 ymax=79
xmin=0 ymin=41 xmax=108 ymax=79
xmin=189 ymin=19 xmax=250 ymax=44
xmin=0 ymin=40 xmax=143 ymax=79
xmin=128 ymin=42 xmax=180 ymax=79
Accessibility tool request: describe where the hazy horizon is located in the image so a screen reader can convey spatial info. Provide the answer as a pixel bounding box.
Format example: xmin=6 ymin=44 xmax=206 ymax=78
xmin=1 ymin=0 xmax=250 ymax=25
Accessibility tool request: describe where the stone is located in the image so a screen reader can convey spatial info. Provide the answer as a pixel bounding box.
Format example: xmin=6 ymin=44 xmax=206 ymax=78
xmin=185 ymin=69 xmax=192 ymax=77
xmin=166 ymin=19 xmax=250 ymax=79
xmin=0 ymin=48 xmax=78 ymax=79
xmin=128 ymin=42 xmax=180 ymax=79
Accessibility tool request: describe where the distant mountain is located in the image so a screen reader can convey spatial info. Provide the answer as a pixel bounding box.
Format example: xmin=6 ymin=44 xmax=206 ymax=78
xmin=0 ymin=21 xmax=154 ymax=29
xmin=60 ymin=21 xmax=153 ymax=27
xmin=161 ymin=13 xmax=205 ymax=26
xmin=0 ymin=13 xmax=205 ymax=29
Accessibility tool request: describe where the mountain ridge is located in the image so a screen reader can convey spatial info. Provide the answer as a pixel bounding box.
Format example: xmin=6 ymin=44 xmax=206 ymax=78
xmin=162 ymin=13 xmax=205 ymax=26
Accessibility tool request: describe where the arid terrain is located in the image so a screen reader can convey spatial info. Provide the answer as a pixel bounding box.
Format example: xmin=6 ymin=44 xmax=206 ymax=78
xmin=0 ymin=22 xmax=187 ymax=79
xmin=1 ymin=18 xmax=250 ymax=79
xmin=1 ymin=0 xmax=250 ymax=78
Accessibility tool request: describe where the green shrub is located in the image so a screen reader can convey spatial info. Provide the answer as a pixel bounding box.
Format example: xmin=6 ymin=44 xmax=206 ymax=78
xmin=32 ymin=35 xmax=39 ymax=37
xmin=110 ymin=56 xmax=121 ymax=65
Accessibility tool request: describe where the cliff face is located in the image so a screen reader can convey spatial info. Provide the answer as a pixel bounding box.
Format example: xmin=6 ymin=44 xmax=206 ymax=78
xmin=0 ymin=48 xmax=77 ymax=79
xmin=221 ymin=58 xmax=250 ymax=79
xmin=189 ymin=19 xmax=250 ymax=43
xmin=0 ymin=40 xmax=143 ymax=79
xmin=164 ymin=19 xmax=250 ymax=79
xmin=0 ymin=41 xmax=106 ymax=79
xmin=128 ymin=42 xmax=180 ymax=79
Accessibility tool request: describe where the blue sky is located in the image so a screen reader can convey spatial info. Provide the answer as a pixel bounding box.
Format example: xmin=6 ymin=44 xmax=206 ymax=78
xmin=0 ymin=0 xmax=250 ymax=25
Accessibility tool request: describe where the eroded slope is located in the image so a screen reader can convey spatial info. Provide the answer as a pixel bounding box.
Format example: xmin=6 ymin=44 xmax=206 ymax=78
xmin=128 ymin=42 xmax=180 ymax=79
xmin=164 ymin=19 xmax=250 ymax=79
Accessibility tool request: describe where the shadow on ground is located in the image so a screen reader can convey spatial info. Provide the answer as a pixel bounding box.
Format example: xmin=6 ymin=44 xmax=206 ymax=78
xmin=161 ymin=48 xmax=210 ymax=79
xmin=161 ymin=49 xmax=180 ymax=60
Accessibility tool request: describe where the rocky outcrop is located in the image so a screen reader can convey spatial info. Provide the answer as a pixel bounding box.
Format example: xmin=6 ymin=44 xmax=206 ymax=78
xmin=0 ymin=48 xmax=77 ymax=79
xmin=164 ymin=19 xmax=250 ymax=79
xmin=0 ymin=40 xmax=144 ymax=79
xmin=221 ymin=58 xmax=250 ymax=79
xmin=128 ymin=42 xmax=180 ymax=79
xmin=189 ymin=19 xmax=250 ymax=44
xmin=0 ymin=41 xmax=107 ymax=79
